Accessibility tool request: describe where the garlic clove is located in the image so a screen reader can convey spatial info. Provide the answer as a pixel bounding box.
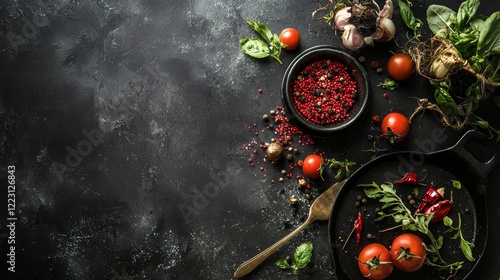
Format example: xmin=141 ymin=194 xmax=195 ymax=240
xmin=342 ymin=25 xmax=365 ymax=50
xmin=334 ymin=7 xmax=352 ymax=31
xmin=374 ymin=17 xmax=395 ymax=42
xmin=379 ymin=0 xmax=394 ymax=20
xmin=364 ymin=35 xmax=374 ymax=46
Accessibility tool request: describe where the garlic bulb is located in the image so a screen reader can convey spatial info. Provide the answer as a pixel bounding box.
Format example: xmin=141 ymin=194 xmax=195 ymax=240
xmin=429 ymin=54 xmax=457 ymax=79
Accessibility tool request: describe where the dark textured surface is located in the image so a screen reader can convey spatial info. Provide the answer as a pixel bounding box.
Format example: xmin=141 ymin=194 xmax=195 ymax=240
xmin=1 ymin=0 xmax=500 ymax=279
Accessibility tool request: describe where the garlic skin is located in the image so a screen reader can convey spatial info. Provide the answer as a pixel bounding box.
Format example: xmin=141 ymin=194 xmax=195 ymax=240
xmin=334 ymin=7 xmax=351 ymax=30
xmin=379 ymin=0 xmax=394 ymax=20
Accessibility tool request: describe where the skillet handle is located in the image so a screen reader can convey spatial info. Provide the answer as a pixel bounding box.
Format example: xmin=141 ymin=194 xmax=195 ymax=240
xmin=444 ymin=130 xmax=499 ymax=179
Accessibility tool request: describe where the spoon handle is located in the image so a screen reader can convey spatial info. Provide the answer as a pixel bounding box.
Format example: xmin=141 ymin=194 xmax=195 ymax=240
xmin=233 ymin=219 xmax=313 ymax=278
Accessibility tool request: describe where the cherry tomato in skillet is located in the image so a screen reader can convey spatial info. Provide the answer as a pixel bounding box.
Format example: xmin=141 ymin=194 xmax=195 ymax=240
xmin=381 ymin=112 xmax=410 ymax=143
xmin=387 ymin=53 xmax=414 ymax=81
xmin=302 ymin=154 xmax=323 ymax=179
xmin=279 ymin=28 xmax=300 ymax=50
xmin=390 ymin=233 xmax=426 ymax=272
xmin=358 ymin=243 xmax=394 ymax=279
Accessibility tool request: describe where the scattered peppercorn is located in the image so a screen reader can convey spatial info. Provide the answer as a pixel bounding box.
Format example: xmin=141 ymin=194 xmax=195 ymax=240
xmin=376 ymin=68 xmax=383 ymax=74
xmin=383 ymin=92 xmax=389 ymax=99
xmin=358 ymin=56 xmax=366 ymax=62
xmin=266 ymin=142 xmax=284 ymax=162
xmin=370 ymin=60 xmax=378 ymax=68
xmin=371 ymin=115 xmax=380 ymax=123
xmin=289 ymin=195 xmax=299 ymax=206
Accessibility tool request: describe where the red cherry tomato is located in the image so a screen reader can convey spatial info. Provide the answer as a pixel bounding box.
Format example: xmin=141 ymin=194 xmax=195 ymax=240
xmin=279 ymin=28 xmax=300 ymax=50
xmin=387 ymin=53 xmax=414 ymax=81
xmin=358 ymin=243 xmax=394 ymax=279
xmin=390 ymin=233 xmax=427 ymax=272
xmin=302 ymin=154 xmax=323 ymax=179
xmin=381 ymin=112 xmax=410 ymax=143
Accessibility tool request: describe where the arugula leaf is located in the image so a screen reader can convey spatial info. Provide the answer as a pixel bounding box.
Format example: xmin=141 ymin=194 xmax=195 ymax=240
xmin=457 ymin=0 xmax=480 ymax=28
xmin=477 ymin=11 xmax=500 ymax=56
xmin=427 ymin=5 xmax=456 ymax=35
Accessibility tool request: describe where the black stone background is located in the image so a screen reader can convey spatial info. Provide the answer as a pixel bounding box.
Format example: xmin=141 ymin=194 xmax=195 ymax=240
xmin=1 ymin=0 xmax=500 ymax=279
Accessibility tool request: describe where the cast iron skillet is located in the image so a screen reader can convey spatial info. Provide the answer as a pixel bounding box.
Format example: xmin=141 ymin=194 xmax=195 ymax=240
xmin=328 ymin=130 xmax=498 ymax=279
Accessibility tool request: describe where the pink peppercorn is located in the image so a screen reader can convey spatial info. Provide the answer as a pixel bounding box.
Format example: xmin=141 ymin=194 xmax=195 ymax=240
xmin=291 ymin=59 xmax=358 ymax=125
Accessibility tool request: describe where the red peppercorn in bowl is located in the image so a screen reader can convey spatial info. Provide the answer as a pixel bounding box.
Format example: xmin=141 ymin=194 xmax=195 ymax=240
xmin=281 ymin=45 xmax=370 ymax=137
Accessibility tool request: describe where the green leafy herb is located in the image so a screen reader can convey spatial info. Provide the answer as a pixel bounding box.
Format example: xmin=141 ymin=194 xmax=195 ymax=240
xmin=419 ymin=1 xmax=500 ymax=141
xmin=451 ymin=180 xmax=462 ymax=189
xmin=358 ymin=181 xmax=471 ymax=275
xmin=443 ymin=215 xmax=476 ymax=261
xmin=321 ymin=157 xmax=356 ymax=181
xmin=276 ymin=242 xmax=313 ymax=276
xmin=426 ymin=5 xmax=456 ymax=36
xmin=239 ymin=19 xmax=285 ymax=64
xmin=397 ymin=0 xmax=423 ymax=38
xmin=362 ymin=141 xmax=389 ymax=159
xmin=456 ymin=0 xmax=480 ymax=28
xmin=377 ymin=78 xmax=398 ymax=90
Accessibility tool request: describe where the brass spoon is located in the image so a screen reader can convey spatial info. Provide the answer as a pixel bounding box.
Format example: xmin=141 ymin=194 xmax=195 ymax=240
xmin=234 ymin=179 xmax=346 ymax=278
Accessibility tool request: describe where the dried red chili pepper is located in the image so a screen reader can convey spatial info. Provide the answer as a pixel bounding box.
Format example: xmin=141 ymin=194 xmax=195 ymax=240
xmin=424 ymin=199 xmax=452 ymax=222
xmin=355 ymin=210 xmax=363 ymax=245
xmin=415 ymin=186 xmax=445 ymax=214
xmin=394 ymin=172 xmax=418 ymax=185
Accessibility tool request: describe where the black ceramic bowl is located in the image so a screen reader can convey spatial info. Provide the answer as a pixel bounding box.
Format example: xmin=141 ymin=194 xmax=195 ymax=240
xmin=281 ymin=45 xmax=370 ymax=138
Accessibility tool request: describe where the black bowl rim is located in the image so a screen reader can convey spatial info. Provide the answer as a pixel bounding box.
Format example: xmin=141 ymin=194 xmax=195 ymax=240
xmin=281 ymin=45 xmax=371 ymax=138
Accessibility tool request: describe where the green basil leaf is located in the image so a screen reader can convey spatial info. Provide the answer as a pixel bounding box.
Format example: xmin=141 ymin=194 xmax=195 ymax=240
xmin=275 ymin=259 xmax=291 ymax=270
xmin=460 ymin=238 xmax=476 ymax=262
xmin=246 ymin=19 xmax=273 ymax=43
xmin=434 ymin=85 xmax=457 ymax=113
xmin=477 ymin=11 xmax=500 ymax=56
xmin=427 ymin=5 xmax=456 ymax=35
xmin=294 ymin=242 xmax=313 ymax=269
xmin=469 ymin=15 xmax=487 ymax=32
xmin=397 ymin=0 xmax=422 ymax=31
xmin=239 ymin=38 xmax=270 ymax=59
xmin=457 ymin=0 xmax=480 ymax=28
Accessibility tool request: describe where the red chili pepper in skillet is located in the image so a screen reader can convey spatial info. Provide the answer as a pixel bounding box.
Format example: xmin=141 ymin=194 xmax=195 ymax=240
xmin=415 ymin=186 xmax=445 ymax=214
xmin=424 ymin=199 xmax=452 ymax=222
xmin=355 ymin=210 xmax=363 ymax=245
xmin=394 ymin=172 xmax=418 ymax=185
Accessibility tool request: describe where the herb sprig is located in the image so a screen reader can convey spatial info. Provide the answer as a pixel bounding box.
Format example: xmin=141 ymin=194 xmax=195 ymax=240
xmin=358 ymin=181 xmax=474 ymax=275
xmin=276 ymin=242 xmax=313 ymax=276
xmin=321 ymin=157 xmax=356 ymax=181
xmin=240 ymin=19 xmax=286 ymax=64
